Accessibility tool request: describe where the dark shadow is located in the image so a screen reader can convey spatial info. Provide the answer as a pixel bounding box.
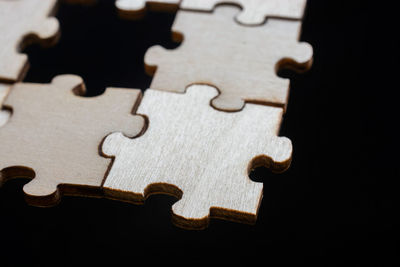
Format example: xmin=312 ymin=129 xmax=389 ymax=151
xmin=23 ymin=0 xmax=179 ymax=96
xmin=2 ymin=0 xmax=394 ymax=265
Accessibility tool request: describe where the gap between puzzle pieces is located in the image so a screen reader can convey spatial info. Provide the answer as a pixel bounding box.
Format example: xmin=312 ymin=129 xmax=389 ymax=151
xmin=0 ymin=83 xmax=11 ymax=127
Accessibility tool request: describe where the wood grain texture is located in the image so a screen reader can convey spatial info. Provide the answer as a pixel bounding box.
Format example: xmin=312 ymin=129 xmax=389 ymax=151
xmin=145 ymin=6 xmax=313 ymax=112
xmin=0 ymin=75 xmax=145 ymax=206
xmin=102 ymin=85 xmax=292 ymax=229
xmin=0 ymin=83 xmax=11 ymax=127
xmin=181 ymin=0 xmax=307 ymax=25
xmin=115 ymin=0 xmax=180 ymax=19
xmin=0 ymin=0 xmax=60 ymax=82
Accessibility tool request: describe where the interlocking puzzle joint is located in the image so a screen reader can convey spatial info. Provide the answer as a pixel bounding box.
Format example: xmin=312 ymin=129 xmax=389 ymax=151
xmin=180 ymin=0 xmax=308 ymax=26
xmin=0 ymin=74 xmax=145 ymax=207
xmin=144 ymin=5 xmax=313 ymax=112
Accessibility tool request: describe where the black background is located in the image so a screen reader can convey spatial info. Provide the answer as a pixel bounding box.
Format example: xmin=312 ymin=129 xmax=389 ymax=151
xmin=1 ymin=0 xmax=399 ymax=265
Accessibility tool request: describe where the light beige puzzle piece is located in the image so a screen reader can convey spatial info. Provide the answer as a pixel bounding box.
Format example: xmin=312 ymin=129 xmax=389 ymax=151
xmin=0 ymin=83 xmax=11 ymax=127
xmin=181 ymin=0 xmax=307 ymax=25
xmin=102 ymin=85 xmax=292 ymax=229
xmin=145 ymin=6 xmax=312 ymax=112
xmin=115 ymin=0 xmax=180 ymax=19
xmin=0 ymin=0 xmax=60 ymax=82
xmin=0 ymin=75 xmax=145 ymax=206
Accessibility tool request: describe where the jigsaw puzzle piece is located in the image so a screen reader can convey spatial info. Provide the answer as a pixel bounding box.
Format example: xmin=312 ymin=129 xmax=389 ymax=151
xmin=0 ymin=0 xmax=60 ymax=82
xmin=145 ymin=6 xmax=312 ymax=112
xmin=115 ymin=0 xmax=180 ymax=19
xmin=0 ymin=75 xmax=145 ymax=206
xmin=181 ymin=0 xmax=307 ymax=25
xmin=102 ymin=84 xmax=292 ymax=229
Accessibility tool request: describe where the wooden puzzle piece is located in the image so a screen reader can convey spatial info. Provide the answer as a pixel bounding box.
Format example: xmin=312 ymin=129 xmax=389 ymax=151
xmin=0 ymin=75 xmax=145 ymax=206
xmin=114 ymin=0 xmax=306 ymax=24
xmin=115 ymin=0 xmax=180 ymax=19
xmin=145 ymin=6 xmax=313 ymax=112
xmin=181 ymin=0 xmax=307 ymax=25
xmin=0 ymin=83 xmax=11 ymax=127
xmin=0 ymin=0 xmax=60 ymax=82
xmin=102 ymin=85 xmax=292 ymax=229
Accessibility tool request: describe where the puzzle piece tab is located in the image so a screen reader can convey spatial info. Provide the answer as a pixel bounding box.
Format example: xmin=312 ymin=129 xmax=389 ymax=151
xmin=145 ymin=6 xmax=313 ymax=112
xmin=102 ymin=85 xmax=292 ymax=229
xmin=0 ymin=75 xmax=144 ymax=206
xmin=115 ymin=0 xmax=179 ymax=19
xmin=181 ymin=0 xmax=307 ymax=25
xmin=0 ymin=0 xmax=60 ymax=82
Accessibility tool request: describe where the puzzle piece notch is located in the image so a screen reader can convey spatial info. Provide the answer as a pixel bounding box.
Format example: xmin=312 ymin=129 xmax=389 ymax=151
xmin=102 ymin=85 xmax=292 ymax=229
xmin=145 ymin=6 xmax=313 ymax=112
xmin=115 ymin=0 xmax=180 ymax=19
xmin=0 ymin=75 xmax=145 ymax=206
xmin=181 ymin=0 xmax=308 ymax=25
xmin=0 ymin=0 xmax=60 ymax=82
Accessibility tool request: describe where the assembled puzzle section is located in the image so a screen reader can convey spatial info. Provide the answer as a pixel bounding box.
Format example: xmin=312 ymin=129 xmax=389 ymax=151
xmin=181 ymin=0 xmax=307 ymax=25
xmin=145 ymin=5 xmax=313 ymax=112
xmin=0 ymin=0 xmax=313 ymax=230
xmin=0 ymin=0 xmax=60 ymax=82
xmin=102 ymin=85 xmax=292 ymax=229
xmin=114 ymin=0 xmax=307 ymax=25
xmin=0 ymin=75 xmax=145 ymax=206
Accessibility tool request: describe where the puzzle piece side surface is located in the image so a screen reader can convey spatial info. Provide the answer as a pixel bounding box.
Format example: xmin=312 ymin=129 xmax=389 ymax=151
xmin=145 ymin=6 xmax=313 ymax=112
xmin=0 ymin=0 xmax=59 ymax=82
xmin=181 ymin=0 xmax=307 ymax=25
xmin=0 ymin=75 xmax=145 ymax=206
xmin=102 ymin=85 xmax=292 ymax=229
xmin=115 ymin=0 xmax=180 ymax=19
